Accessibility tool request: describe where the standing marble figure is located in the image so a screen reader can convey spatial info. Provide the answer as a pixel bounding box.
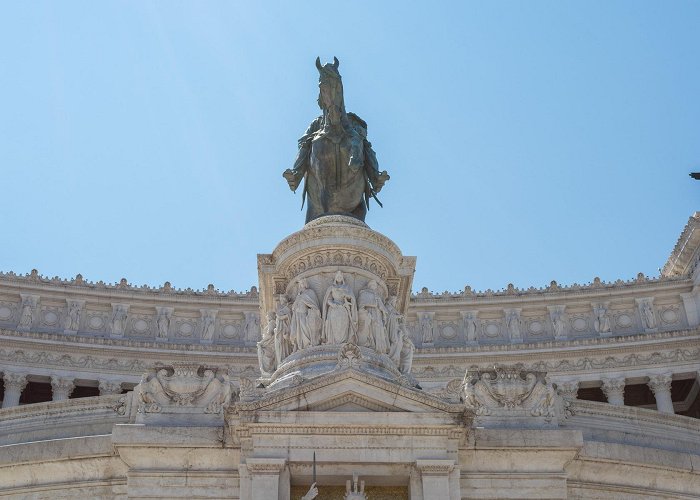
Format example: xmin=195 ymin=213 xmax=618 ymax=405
xmin=283 ymin=57 xmax=389 ymax=223
xmin=357 ymin=280 xmax=389 ymax=353
xmin=290 ymin=278 xmax=322 ymax=349
xmin=322 ymin=271 xmax=358 ymax=344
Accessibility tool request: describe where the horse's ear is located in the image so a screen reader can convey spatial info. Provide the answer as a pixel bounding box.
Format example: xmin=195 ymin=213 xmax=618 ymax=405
xmin=333 ymin=57 xmax=339 ymax=69
xmin=315 ymin=57 xmax=322 ymax=71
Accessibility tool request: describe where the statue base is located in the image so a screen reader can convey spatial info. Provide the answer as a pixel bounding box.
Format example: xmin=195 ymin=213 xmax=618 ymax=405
xmin=258 ymin=342 xmax=418 ymax=392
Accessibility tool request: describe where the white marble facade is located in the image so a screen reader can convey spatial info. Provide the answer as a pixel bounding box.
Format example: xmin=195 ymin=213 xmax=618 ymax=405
xmin=0 ymin=212 xmax=699 ymax=499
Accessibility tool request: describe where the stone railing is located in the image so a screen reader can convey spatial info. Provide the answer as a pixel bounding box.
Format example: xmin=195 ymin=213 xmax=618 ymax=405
xmin=561 ymin=398 xmax=700 ymax=452
xmin=0 ymin=393 xmax=133 ymax=445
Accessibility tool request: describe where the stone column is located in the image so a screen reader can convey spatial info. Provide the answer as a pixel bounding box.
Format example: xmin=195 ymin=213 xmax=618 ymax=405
xmin=2 ymin=372 xmax=28 ymax=408
xmin=50 ymin=376 xmax=75 ymax=401
xmin=98 ymin=379 xmax=123 ymax=396
xmin=556 ymin=380 xmax=579 ymax=400
xmin=648 ymin=373 xmax=674 ymax=414
xmin=416 ymin=459 xmax=455 ymax=499
xmin=601 ymin=377 xmax=625 ymax=406
xmin=246 ymin=458 xmax=287 ymax=500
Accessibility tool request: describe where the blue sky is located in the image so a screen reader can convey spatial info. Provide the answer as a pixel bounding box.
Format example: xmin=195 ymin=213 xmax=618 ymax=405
xmin=0 ymin=2 xmax=698 ymax=293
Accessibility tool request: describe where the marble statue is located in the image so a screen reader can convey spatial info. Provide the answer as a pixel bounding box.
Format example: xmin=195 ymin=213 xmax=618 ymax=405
xmin=275 ymin=295 xmax=293 ymax=364
xmin=551 ymin=309 xmax=566 ymax=338
xmin=419 ymin=313 xmax=434 ymax=344
xmin=642 ymin=301 xmax=657 ymax=329
xmin=593 ymin=303 xmax=611 ymax=334
xmin=111 ymin=306 xmax=127 ymax=336
xmin=18 ymin=302 xmax=33 ymax=327
xmin=65 ymin=301 xmax=81 ymax=331
xmin=244 ymin=312 xmax=260 ymax=343
xmin=399 ymin=328 xmax=415 ymax=374
xmin=322 ymin=271 xmax=358 ymax=345
xmin=283 ymin=57 xmax=389 ymax=223
xmin=385 ymin=295 xmax=403 ymax=355
xmin=257 ymin=311 xmax=277 ymax=375
xmin=201 ymin=311 xmax=216 ymax=341
xmin=156 ymin=309 xmax=170 ymax=339
xmin=506 ymin=310 xmax=521 ymax=340
xmin=300 ymin=483 xmax=318 ymax=500
xmin=463 ymin=312 xmax=479 ymax=343
xmin=290 ymin=278 xmax=322 ymax=349
xmin=357 ymin=280 xmax=388 ymax=352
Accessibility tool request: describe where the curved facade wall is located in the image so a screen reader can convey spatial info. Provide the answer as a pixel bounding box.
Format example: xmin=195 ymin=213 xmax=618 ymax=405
xmin=0 ymin=212 xmax=698 ymax=499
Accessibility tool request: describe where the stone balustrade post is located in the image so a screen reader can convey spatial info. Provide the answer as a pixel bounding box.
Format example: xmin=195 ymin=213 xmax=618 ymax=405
xmin=245 ymin=458 xmax=288 ymax=500
xmin=648 ymin=373 xmax=674 ymax=414
xmin=50 ymin=376 xmax=75 ymax=401
xmin=2 ymin=372 xmax=28 ymax=408
xmin=98 ymin=379 xmax=123 ymax=396
xmin=416 ymin=459 xmax=455 ymax=499
xmin=556 ymin=380 xmax=579 ymax=400
xmin=601 ymin=377 xmax=625 ymax=406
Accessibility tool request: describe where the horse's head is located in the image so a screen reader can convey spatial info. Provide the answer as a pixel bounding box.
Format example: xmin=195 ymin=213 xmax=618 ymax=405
xmin=316 ymin=57 xmax=345 ymax=122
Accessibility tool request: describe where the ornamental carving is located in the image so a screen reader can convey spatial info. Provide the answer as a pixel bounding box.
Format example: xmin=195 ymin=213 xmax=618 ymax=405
xmin=461 ymin=364 xmax=556 ymax=423
xmin=282 ymin=250 xmax=391 ymax=282
xmin=137 ymin=363 xmax=234 ymax=415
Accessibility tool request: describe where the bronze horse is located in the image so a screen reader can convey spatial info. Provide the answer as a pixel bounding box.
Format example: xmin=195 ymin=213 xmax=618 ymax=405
xmin=284 ymin=57 xmax=389 ymax=223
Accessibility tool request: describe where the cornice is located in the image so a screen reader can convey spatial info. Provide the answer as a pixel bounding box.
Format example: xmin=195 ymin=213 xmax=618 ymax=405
xmin=662 ymin=212 xmax=700 ymax=278
xmin=233 ymin=369 xmax=466 ymax=414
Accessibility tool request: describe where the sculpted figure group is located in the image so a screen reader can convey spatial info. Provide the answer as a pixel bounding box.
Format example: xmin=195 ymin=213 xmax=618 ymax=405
xmin=258 ymin=272 xmax=414 ymax=376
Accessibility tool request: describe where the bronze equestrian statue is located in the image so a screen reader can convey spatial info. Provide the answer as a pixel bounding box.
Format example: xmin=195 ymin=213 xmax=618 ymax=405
xmin=283 ymin=57 xmax=389 ymax=223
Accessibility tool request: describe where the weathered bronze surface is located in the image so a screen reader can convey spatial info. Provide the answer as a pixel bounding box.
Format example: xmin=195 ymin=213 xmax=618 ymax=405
xmin=284 ymin=57 xmax=389 ymax=223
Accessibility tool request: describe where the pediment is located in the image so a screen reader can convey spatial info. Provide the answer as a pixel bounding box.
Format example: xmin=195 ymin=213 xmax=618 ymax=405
xmin=234 ymin=368 xmax=464 ymax=415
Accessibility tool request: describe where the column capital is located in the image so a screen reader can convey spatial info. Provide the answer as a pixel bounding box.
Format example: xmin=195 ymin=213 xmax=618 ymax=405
xmin=648 ymin=373 xmax=673 ymax=395
xmin=50 ymin=376 xmax=75 ymax=401
xmin=556 ymin=380 xmax=579 ymax=400
xmin=601 ymin=377 xmax=625 ymax=405
xmin=3 ymin=372 xmax=28 ymax=392
xmin=98 ymin=379 xmax=123 ymax=395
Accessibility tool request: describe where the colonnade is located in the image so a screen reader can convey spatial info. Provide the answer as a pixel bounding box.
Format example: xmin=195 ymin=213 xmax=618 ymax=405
xmin=557 ymin=371 xmax=697 ymax=414
xmin=1 ymin=371 xmax=125 ymax=408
